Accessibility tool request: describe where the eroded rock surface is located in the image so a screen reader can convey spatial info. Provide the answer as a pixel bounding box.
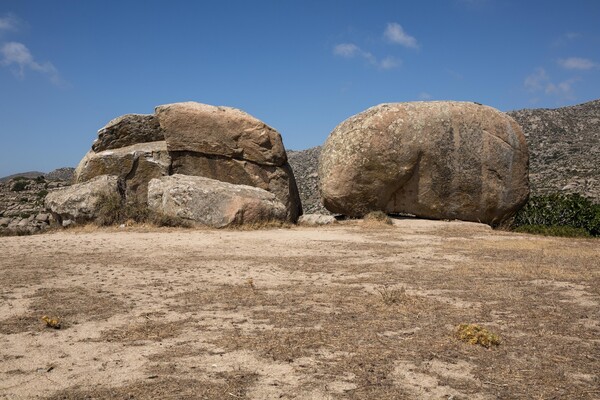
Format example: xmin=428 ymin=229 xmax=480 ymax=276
xmin=319 ymin=101 xmax=529 ymax=225
xmin=45 ymin=175 xmax=121 ymax=224
xmin=147 ymin=174 xmax=287 ymax=227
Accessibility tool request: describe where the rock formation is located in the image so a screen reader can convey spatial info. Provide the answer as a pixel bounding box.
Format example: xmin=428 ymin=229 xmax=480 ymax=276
xmin=45 ymin=175 xmax=121 ymax=225
xmin=148 ymin=175 xmax=287 ymax=227
xmin=319 ymin=101 xmax=530 ymax=225
xmin=51 ymin=101 xmax=301 ymax=226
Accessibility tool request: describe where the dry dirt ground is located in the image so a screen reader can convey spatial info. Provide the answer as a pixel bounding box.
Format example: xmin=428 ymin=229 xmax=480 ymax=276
xmin=0 ymin=219 xmax=598 ymax=399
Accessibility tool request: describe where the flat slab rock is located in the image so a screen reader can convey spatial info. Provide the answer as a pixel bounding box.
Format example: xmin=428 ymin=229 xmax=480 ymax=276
xmin=155 ymin=102 xmax=287 ymax=166
xmin=92 ymin=114 xmax=164 ymax=152
xmin=147 ymin=174 xmax=287 ymax=228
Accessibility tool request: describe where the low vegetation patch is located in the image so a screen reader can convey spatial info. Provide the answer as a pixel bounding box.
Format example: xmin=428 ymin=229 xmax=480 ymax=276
xmin=512 ymin=193 xmax=600 ymax=237
xmin=376 ymin=285 xmax=409 ymax=305
xmin=10 ymin=180 xmax=29 ymax=192
xmin=456 ymin=323 xmax=501 ymax=348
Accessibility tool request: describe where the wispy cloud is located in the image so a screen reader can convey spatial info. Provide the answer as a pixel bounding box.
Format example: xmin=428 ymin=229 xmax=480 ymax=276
xmin=524 ymin=68 xmax=549 ymax=92
xmin=0 ymin=13 xmax=63 ymax=86
xmin=418 ymin=92 xmax=432 ymax=100
xmin=524 ymin=67 xmax=577 ymax=101
xmin=558 ymin=57 xmax=597 ymax=70
xmin=1 ymin=41 xmax=62 ymax=85
xmin=552 ymin=32 xmax=581 ymax=47
xmin=380 ymin=56 xmax=401 ymax=70
xmin=333 ymin=43 xmax=399 ymax=70
xmin=384 ymin=23 xmax=418 ymax=49
xmin=0 ymin=14 xmax=20 ymax=33
xmin=333 ymin=43 xmax=360 ymax=58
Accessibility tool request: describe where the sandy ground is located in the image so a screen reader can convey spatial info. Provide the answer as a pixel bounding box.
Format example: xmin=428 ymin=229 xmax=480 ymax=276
xmin=0 ymin=219 xmax=598 ymax=399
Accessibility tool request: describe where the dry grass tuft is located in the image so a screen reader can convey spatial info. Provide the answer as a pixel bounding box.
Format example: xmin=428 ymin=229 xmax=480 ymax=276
xmin=376 ymin=285 xmax=409 ymax=305
xmin=363 ymin=211 xmax=393 ymax=227
xmin=225 ymin=219 xmax=292 ymax=230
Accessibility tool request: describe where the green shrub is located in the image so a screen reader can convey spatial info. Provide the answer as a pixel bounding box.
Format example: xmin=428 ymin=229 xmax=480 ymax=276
xmin=11 ymin=180 xmax=29 ymax=192
xmin=514 ymin=225 xmax=591 ymax=238
xmin=512 ymin=193 xmax=600 ymax=237
xmin=36 ymin=190 xmax=49 ymax=199
xmin=35 ymin=175 xmax=46 ymax=183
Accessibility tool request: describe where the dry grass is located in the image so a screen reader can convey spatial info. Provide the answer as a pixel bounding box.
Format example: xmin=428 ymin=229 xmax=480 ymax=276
xmin=0 ymin=286 xmax=125 ymax=334
xmin=1 ymin=221 xmax=599 ymax=399
xmin=47 ymin=372 xmax=259 ymax=400
xmin=362 ymin=210 xmax=393 ymax=228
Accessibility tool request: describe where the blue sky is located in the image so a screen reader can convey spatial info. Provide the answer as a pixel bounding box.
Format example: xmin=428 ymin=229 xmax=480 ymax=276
xmin=1 ymin=0 xmax=599 ymax=176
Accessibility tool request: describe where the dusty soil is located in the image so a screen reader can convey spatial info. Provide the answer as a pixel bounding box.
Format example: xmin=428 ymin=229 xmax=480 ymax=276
xmin=0 ymin=219 xmax=598 ymax=399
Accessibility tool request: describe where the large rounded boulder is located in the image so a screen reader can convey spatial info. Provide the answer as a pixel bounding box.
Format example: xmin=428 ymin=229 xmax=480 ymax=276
xmin=319 ymin=101 xmax=530 ymax=225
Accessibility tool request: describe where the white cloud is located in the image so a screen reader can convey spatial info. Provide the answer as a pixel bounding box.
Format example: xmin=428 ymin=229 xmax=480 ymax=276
xmin=333 ymin=43 xmax=399 ymax=70
xmin=384 ymin=23 xmax=418 ymax=48
xmin=524 ymin=68 xmax=549 ymax=92
xmin=0 ymin=14 xmax=19 ymax=32
xmin=1 ymin=41 xmax=61 ymax=85
xmin=558 ymin=57 xmax=597 ymax=70
xmin=333 ymin=43 xmax=360 ymax=58
xmin=524 ymin=67 xmax=577 ymax=101
xmin=545 ymin=78 xmax=578 ymax=98
xmin=379 ymin=56 xmax=401 ymax=70
xmin=418 ymin=92 xmax=432 ymax=100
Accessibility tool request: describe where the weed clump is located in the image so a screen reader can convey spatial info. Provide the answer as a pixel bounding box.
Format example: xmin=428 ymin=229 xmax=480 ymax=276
xmin=456 ymin=323 xmax=501 ymax=348
xmin=377 ymin=286 xmax=408 ymax=305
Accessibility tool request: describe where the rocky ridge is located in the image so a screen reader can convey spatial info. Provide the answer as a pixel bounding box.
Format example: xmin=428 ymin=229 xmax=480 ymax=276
xmin=507 ymin=100 xmax=600 ymax=201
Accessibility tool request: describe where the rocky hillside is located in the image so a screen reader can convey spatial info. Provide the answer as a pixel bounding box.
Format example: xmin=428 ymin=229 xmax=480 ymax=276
xmin=507 ymin=100 xmax=599 ymax=201
xmin=289 ymin=99 xmax=600 ymax=214
xmin=0 ymin=176 xmax=70 ymax=235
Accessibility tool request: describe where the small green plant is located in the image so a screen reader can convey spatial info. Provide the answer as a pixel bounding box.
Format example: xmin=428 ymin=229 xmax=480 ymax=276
xmin=377 ymin=285 xmax=407 ymax=305
xmin=363 ymin=210 xmax=393 ymax=225
xmin=35 ymin=175 xmax=46 ymax=183
xmin=11 ymin=180 xmax=29 ymax=192
xmin=36 ymin=190 xmax=49 ymax=199
xmin=456 ymin=324 xmax=501 ymax=348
